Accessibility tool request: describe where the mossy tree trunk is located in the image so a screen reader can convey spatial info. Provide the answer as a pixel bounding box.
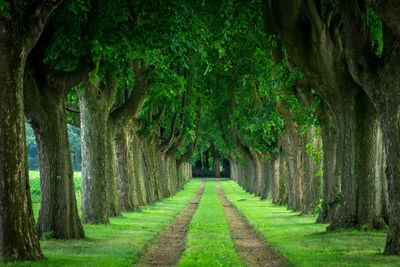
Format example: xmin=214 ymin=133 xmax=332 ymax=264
xmin=316 ymin=103 xmax=340 ymax=223
xmin=336 ymin=0 xmax=400 ymax=253
xmin=78 ymin=78 xmax=115 ymax=224
xmin=264 ymin=0 xmax=384 ymax=230
xmin=114 ymin=123 xmax=137 ymax=211
xmin=0 ymin=0 xmax=61 ymax=262
xmin=23 ymin=42 xmax=89 ymax=239
xmin=24 ymin=78 xmax=84 ymax=239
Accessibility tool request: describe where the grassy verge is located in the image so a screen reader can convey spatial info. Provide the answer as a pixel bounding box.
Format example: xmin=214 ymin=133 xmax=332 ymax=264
xmin=4 ymin=179 xmax=202 ymax=267
xmin=219 ymin=180 xmax=400 ymax=267
xmin=178 ymin=181 xmax=244 ymax=267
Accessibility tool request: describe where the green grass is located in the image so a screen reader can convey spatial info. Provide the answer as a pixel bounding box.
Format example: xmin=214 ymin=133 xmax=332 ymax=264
xmin=219 ymin=180 xmax=400 ymax=267
xmin=178 ymin=181 xmax=244 ymax=267
xmin=29 ymin=171 xmax=82 ymax=204
xmin=3 ymin=179 xmax=202 ymax=267
xmin=30 ymin=171 xmax=83 ymax=222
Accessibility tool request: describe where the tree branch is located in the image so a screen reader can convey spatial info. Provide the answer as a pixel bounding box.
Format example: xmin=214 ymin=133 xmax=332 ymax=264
xmin=110 ymin=60 xmax=151 ymax=127
xmin=177 ymin=98 xmax=202 ymax=165
xmin=24 ymin=0 xmax=63 ymax=52
xmin=335 ymin=0 xmax=380 ymax=86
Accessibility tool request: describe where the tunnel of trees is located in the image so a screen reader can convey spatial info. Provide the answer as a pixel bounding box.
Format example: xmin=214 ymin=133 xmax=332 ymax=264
xmin=1 ymin=0 xmax=400 ymax=263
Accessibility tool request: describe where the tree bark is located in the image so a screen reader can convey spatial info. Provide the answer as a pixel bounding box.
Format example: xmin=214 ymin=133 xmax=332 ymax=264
xmin=105 ymin=122 xmax=121 ymax=217
xmin=0 ymin=62 xmax=43 ymax=262
xmin=23 ymin=51 xmax=87 ymax=239
xmin=264 ymin=0 xmax=384 ymax=230
xmin=316 ymin=103 xmax=340 ymax=223
xmin=114 ymin=123 xmax=137 ymax=211
xmin=0 ymin=0 xmax=62 ymax=261
xmin=78 ymin=83 xmax=111 ymax=224
xmin=131 ymin=124 xmax=147 ymax=206
xmin=25 ymin=87 xmax=84 ymax=239
xmin=336 ymin=0 xmax=400 ymax=254
xmin=300 ymin=125 xmax=323 ymax=215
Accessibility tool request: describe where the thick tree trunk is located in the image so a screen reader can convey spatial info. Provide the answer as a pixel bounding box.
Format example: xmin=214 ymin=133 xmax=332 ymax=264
xmin=114 ymin=124 xmax=137 ymax=211
xmin=317 ymin=105 xmax=340 ymax=223
xmin=0 ymin=63 xmax=43 ymax=262
xmin=78 ymin=88 xmax=109 ymax=224
xmin=264 ymin=0 xmax=384 ymax=230
xmin=300 ymin=125 xmax=323 ymax=215
xmin=131 ymin=126 xmax=147 ymax=206
xmin=335 ymin=0 xmax=400 ymax=253
xmin=280 ymin=122 xmax=302 ymax=211
xmin=355 ymin=93 xmax=387 ymax=230
xmin=0 ymin=2 xmax=61 ymax=261
xmin=327 ymin=104 xmax=357 ymax=230
xmin=276 ymin=141 xmax=288 ymax=206
xmin=105 ymin=124 xmax=121 ymax=217
xmin=264 ymin=153 xmax=280 ymax=202
xmin=328 ymin=93 xmax=386 ymax=230
xmin=380 ymin=104 xmax=400 ymax=254
xmin=28 ymin=94 xmax=84 ymax=239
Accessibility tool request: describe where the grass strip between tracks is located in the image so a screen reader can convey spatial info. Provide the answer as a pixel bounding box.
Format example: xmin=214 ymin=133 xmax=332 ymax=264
xmin=178 ymin=180 xmax=244 ymax=267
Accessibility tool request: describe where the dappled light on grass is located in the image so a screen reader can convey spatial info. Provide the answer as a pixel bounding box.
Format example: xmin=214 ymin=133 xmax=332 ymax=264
xmin=220 ymin=180 xmax=400 ymax=267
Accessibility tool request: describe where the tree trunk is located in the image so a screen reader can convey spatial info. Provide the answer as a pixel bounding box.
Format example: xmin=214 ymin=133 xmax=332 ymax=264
xmin=300 ymin=125 xmax=323 ymax=215
xmin=0 ymin=61 xmax=43 ymax=262
xmin=213 ymin=152 xmax=221 ymax=178
xmin=105 ymin=123 xmax=121 ymax=217
xmin=326 ymin=102 xmax=357 ymax=230
xmin=78 ymin=88 xmax=109 ymax=224
xmin=0 ymin=2 xmax=61 ymax=261
xmin=131 ymin=125 xmax=147 ymax=206
xmin=317 ymin=104 xmax=340 ymax=223
xmin=114 ymin=124 xmax=137 ymax=211
xmin=28 ymin=93 xmax=84 ymax=239
xmin=280 ymin=122 xmax=302 ymax=211
xmin=276 ymin=144 xmax=288 ymax=206
xmin=264 ymin=0 xmax=384 ymax=230
xmin=380 ymin=103 xmax=400 ymax=254
xmin=355 ymin=92 xmax=387 ymax=230
xmin=222 ymin=158 xmax=231 ymax=177
xmin=210 ymin=142 xmax=221 ymax=178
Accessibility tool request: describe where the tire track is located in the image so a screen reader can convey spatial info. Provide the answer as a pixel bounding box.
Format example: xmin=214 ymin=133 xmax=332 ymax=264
xmin=215 ymin=181 xmax=291 ymax=267
xmin=134 ymin=180 xmax=205 ymax=267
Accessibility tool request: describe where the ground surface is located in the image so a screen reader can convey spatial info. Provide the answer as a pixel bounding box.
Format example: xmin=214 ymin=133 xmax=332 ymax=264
xmin=215 ymin=181 xmax=290 ymax=267
xmin=137 ymin=179 xmax=289 ymax=266
xmin=134 ymin=180 xmax=205 ymax=266
xmin=5 ymin=178 xmax=400 ymax=266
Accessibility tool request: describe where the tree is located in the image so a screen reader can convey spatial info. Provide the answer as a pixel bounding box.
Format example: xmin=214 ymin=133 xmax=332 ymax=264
xmin=263 ymin=0 xmax=387 ymax=231
xmin=0 ymin=0 xmax=62 ymax=262
xmin=335 ymin=0 xmax=400 ymax=254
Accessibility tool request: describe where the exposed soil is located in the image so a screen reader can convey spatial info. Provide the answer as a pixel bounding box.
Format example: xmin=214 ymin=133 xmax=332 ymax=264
xmin=215 ymin=181 xmax=291 ymax=267
xmin=133 ymin=180 xmax=205 ymax=267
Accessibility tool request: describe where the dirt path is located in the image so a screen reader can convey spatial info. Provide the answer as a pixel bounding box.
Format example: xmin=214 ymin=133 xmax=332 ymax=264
xmin=134 ymin=180 xmax=205 ymax=267
xmin=215 ymin=181 xmax=291 ymax=267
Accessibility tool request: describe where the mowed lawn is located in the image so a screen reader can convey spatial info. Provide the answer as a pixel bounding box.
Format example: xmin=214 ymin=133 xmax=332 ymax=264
xmin=4 ymin=175 xmax=201 ymax=267
xmin=179 ymin=181 xmax=244 ymax=267
xmin=219 ymin=180 xmax=400 ymax=267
